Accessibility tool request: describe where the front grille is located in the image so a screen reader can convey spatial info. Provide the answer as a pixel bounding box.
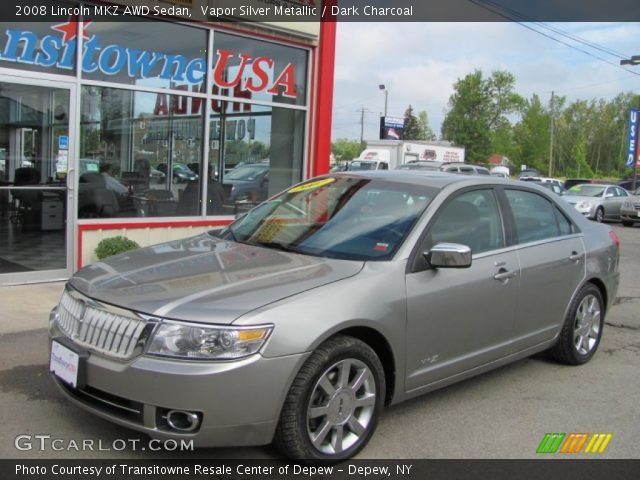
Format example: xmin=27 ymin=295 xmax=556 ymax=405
xmin=633 ymin=203 xmax=640 ymax=211
xmin=57 ymin=289 xmax=149 ymax=359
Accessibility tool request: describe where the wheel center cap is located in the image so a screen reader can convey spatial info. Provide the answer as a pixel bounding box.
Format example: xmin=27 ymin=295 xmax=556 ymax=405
xmin=327 ymin=390 xmax=355 ymax=424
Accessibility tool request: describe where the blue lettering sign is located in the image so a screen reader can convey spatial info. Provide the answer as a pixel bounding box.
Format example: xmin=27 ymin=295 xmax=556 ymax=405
xmin=627 ymin=108 xmax=639 ymax=168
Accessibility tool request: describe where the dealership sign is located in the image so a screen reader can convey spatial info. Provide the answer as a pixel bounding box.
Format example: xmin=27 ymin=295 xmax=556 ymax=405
xmin=627 ymin=108 xmax=639 ymax=168
xmin=0 ymin=21 xmax=297 ymax=98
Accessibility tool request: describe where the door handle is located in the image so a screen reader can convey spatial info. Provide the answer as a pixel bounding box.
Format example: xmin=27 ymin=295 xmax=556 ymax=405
xmin=569 ymin=251 xmax=582 ymax=262
xmin=67 ymin=168 xmax=75 ymax=192
xmin=494 ymin=268 xmax=517 ymax=281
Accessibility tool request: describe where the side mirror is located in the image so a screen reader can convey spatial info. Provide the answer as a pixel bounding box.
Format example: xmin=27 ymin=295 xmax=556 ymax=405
xmin=605 ymin=193 xmax=615 ymax=198
xmin=424 ymin=243 xmax=472 ymax=269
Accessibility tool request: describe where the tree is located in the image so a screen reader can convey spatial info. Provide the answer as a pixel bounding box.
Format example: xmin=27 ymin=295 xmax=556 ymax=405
xmin=331 ymin=138 xmax=364 ymax=162
xmin=442 ymin=70 xmax=523 ymax=164
xmin=417 ymin=111 xmax=437 ymax=141
xmin=512 ymin=94 xmax=552 ymax=173
xmin=402 ymin=105 xmax=421 ymax=140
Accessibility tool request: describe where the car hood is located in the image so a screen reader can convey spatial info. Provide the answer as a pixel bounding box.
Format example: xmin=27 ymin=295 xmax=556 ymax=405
xmin=563 ymin=195 xmax=601 ymax=204
xmin=69 ymin=233 xmax=364 ymax=324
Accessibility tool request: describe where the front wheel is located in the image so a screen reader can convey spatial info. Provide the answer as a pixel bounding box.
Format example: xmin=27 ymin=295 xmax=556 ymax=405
xmin=274 ymin=335 xmax=385 ymax=461
xmin=551 ymin=283 xmax=604 ymax=365
xmin=595 ymin=207 xmax=604 ymax=223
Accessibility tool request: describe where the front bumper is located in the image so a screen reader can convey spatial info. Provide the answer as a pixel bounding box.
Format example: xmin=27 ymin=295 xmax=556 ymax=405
xmin=48 ymin=312 xmax=309 ymax=447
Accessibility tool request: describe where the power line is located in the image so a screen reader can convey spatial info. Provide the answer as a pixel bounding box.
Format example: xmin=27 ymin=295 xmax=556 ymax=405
xmin=467 ymin=0 xmax=640 ymax=77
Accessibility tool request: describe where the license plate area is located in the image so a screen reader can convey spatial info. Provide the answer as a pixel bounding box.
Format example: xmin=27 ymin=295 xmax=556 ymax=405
xmin=50 ymin=338 xmax=89 ymax=389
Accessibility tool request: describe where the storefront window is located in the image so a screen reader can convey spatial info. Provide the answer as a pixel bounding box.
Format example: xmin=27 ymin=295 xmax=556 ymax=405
xmin=81 ymin=21 xmax=207 ymax=91
xmin=0 ymin=20 xmax=77 ymax=76
xmin=79 ymin=86 xmax=204 ymax=218
xmin=211 ymin=103 xmax=305 ymax=214
xmin=212 ymin=32 xmax=308 ymax=107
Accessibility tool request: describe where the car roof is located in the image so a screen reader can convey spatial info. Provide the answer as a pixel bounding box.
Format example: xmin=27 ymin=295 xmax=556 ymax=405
xmin=331 ymin=170 xmax=510 ymax=189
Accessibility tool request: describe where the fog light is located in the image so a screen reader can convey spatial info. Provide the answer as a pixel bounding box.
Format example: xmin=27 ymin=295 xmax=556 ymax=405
xmin=165 ymin=410 xmax=200 ymax=432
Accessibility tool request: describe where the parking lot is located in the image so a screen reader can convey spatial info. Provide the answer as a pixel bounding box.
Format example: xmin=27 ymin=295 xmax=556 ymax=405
xmin=0 ymin=224 xmax=638 ymax=459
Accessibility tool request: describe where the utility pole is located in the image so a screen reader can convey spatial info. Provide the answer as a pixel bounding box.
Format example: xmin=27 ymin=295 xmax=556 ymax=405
xmin=360 ymin=107 xmax=365 ymax=144
xmin=548 ymin=91 xmax=555 ymax=177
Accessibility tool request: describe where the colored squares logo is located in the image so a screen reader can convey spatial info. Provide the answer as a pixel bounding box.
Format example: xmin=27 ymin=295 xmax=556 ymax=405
xmin=537 ymin=433 xmax=612 ymax=454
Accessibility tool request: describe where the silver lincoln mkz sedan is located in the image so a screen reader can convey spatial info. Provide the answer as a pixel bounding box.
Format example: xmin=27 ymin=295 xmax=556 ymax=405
xmin=49 ymin=172 xmax=620 ymax=460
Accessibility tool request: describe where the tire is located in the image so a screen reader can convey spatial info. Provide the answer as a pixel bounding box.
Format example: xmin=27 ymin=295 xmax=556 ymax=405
xmin=274 ymin=335 xmax=385 ymax=461
xmin=595 ymin=207 xmax=604 ymax=223
xmin=551 ymin=283 xmax=604 ymax=365
xmin=622 ymin=220 xmax=634 ymax=227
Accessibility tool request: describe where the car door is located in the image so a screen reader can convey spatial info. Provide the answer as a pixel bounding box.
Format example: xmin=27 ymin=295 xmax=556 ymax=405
xmin=405 ymin=188 xmax=519 ymax=391
xmin=602 ymin=186 xmax=621 ymax=219
xmin=502 ymin=188 xmax=585 ymax=349
xmin=612 ymin=187 xmax=629 ymax=219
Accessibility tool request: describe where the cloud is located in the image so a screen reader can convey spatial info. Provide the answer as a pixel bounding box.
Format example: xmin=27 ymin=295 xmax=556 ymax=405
xmin=331 ymin=22 xmax=640 ymax=141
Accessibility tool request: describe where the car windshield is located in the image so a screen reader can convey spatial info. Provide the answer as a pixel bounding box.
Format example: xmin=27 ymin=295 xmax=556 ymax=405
xmin=226 ymin=164 xmax=267 ymax=181
xmin=568 ymin=184 xmax=605 ymax=197
xmin=173 ymin=164 xmax=192 ymax=173
xmin=217 ymin=176 xmax=436 ymax=261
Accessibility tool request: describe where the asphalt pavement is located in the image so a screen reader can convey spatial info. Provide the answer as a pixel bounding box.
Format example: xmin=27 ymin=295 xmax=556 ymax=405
xmin=0 ymin=224 xmax=638 ymax=459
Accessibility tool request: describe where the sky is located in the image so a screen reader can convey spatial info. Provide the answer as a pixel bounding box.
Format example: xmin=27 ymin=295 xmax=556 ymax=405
xmin=331 ymin=22 xmax=640 ymax=142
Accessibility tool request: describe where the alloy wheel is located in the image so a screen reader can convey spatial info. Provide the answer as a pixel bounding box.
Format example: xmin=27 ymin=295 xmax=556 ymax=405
xmin=573 ymin=294 xmax=601 ymax=355
xmin=306 ymin=358 xmax=376 ymax=455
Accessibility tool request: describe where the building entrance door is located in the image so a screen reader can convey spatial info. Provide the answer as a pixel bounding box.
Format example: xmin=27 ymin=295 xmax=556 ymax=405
xmin=0 ymin=78 xmax=76 ymax=285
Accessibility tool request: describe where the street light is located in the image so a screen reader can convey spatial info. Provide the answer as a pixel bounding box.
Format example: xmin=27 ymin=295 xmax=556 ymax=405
xmin=620 ymin=55 xmax=640 ymax=66
xmin=378 ymin=84 xmax=388 ymax=117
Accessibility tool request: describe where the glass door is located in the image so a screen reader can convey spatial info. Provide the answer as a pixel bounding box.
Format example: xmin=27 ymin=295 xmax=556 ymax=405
xmin=0 ymin=78 xmax=76 ymax=285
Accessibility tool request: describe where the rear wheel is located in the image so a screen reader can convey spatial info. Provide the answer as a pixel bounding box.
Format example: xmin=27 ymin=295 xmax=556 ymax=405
xmin=274 ymin=335 xmax=385 ymax=461
xmin=551 ymin=283 xmax=604 ymax=365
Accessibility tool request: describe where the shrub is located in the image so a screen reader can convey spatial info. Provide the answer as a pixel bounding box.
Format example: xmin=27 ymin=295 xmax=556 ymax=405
xmin=95 ymin=236 xmax=140 ymax=260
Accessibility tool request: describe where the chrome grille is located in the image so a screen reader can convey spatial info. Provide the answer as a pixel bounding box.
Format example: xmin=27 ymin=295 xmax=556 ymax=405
xmin=633 ymin=203 xmax=640 ymax=211
xmin=57 ymin=289 xmax=148 ymax=359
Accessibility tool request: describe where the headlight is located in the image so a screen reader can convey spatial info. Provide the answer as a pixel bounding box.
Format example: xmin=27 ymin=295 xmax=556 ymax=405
xmin=576 ymin=201 xmax=593 ymax=210
xmin=622 ymin=201 xmax=632 ymax=209
xmin=147 ymin=321 xmax=272 ymax=360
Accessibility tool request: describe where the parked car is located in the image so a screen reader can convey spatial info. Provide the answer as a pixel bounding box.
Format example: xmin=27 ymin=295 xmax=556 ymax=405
xmin=563 ymin=178 xmax=607 ymax=190
xmin=519 ymin=178 xmax=566 ymax=196
xmin=223 ymin=161 xmax=269 ymax=204
xmin=330 ymin=163 xmax=349 ymax=173
xmin=149 ymin=168 xmax=166 ymax=184
xmin=49 ymin=172 xmax=619 ymax=460
xmin=620 ymin=187 xmax=640 ymax=227
xmin=490 ymin=166 xmax=510 ymax=178
xmin=157 ymin=163 xmax=198 ymax=183
xmin=617 ymin=178 xmax=639 ymax=192
xmin=563 ymin=183 xmax=629 ymax=222
xmin=519 ymin=168 xmax=541 ymax=179
xmin=395 ymin=160 xmax=441 ymax=171
xmin=440 ymin=163 xmax=490 ymax=175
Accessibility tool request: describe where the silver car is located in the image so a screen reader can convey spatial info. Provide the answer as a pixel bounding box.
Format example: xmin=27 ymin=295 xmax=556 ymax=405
xmin=48 ymin=172 xmax=620 ymax=460
xmin=563 ymin=183 xmax=629 ymax=222
xmin=620 ymin=187 xmax=640 ymax=227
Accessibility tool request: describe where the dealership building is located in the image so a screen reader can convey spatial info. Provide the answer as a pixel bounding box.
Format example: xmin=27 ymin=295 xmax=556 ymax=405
xmin=0 ymin=0 xmax=335 ymax=285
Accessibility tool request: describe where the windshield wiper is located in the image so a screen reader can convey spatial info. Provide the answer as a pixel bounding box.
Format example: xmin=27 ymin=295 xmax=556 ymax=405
xmin=213 ymin=225 xmax=239 ymax=242
xmin=249 ymin=241 xmax=301 ymax=254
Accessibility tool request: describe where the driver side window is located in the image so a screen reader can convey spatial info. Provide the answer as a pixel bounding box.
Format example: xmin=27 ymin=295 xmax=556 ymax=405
xmin=424 ymin=189 xmax=504 ymax=255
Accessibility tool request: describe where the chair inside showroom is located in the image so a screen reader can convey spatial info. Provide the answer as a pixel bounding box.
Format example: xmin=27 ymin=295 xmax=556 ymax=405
xmin=11 ymin=167 xmax=42 ymax=231
xmin=146 ymin=189 xmax=176 ymax=216
xmin=78 ymin=173 xmax=120 ymax=218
